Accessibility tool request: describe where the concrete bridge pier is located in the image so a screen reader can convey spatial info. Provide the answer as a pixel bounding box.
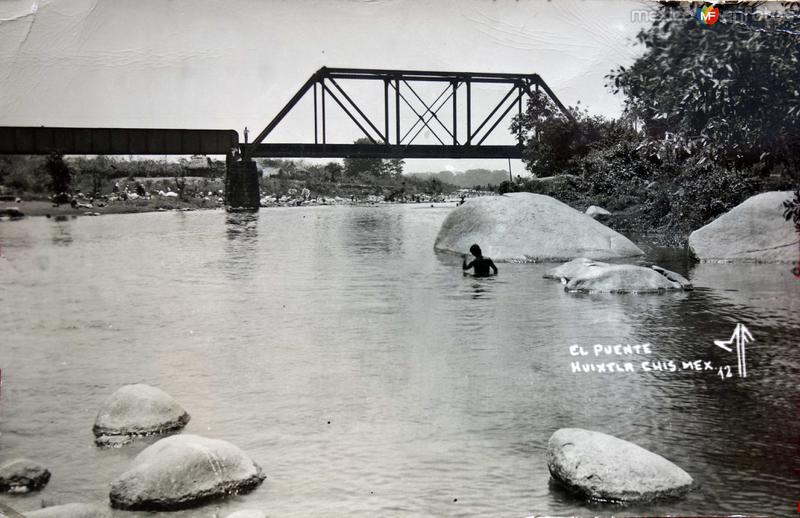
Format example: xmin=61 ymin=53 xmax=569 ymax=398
xmin=225 ymin=154 xmax=260 ymax=212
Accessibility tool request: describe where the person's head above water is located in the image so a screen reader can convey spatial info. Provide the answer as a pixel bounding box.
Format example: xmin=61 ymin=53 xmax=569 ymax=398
xmin=469 ymin=244 xmax=482 ymax=257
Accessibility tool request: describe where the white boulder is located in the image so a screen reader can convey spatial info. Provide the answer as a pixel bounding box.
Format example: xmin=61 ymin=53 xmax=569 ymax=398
xmin=434 ymin=193 xmax=643 ymax=261
xmin=565 ymin=264 xmax=683 ymax=293
xmin=542 ymin=257 xmax=607 ymax=281
xmin=585 ymin=205 xmax=611 ymax=218
xmin=24 ymin=503 xmax=111 ymax=518
xmin=547 ymin=428 xmax=693 ymax=503
xmin=109 ymin=434 xmax=265 ymax=511
xmin=544 ymin=258 xmax=690 ymax=293
xmin=0 ymin=459 xmax=50 ymax=493
xmin=689 ymin=191 xmax=798 ymax=262
xmin=93 ymin=384 xmax=190 ymax=446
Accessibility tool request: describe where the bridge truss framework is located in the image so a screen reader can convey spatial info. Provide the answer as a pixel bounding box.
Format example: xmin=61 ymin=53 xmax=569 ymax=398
xmin=247 ymin=67 xmax=574 ymax=159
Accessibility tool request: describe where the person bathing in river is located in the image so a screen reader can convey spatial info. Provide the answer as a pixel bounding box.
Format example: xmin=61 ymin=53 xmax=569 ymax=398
xmin=462 ymin=244 xmax=498 ymax=277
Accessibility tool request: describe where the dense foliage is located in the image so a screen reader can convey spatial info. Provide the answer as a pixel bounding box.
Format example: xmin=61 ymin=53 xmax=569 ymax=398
xmin=46 ymin=153 xmax=72 ymax=198
xmin=510 ymin=2 xmax=800 ymax=243
xmin=343 ymin=138 xmax=405 ymax=178
xmin=784 ymin=189 xmax=800 ymax=232
xmin=608 ymin=2 xmax=800 ymax=172
xmin=259 ymin=156 xmax=455 ymax=201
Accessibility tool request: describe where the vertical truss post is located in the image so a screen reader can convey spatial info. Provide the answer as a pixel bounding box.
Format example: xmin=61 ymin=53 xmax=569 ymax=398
xmin=395 ymin=77 xmax=400 ymax=145
xmin=517 ymin=83 xmax=523 ymax=146
xmin=535 ymin=82 xmax=539 ymax=141
xmin=452 ymin=80 xmax=457 ymax=145
xmin=466 ymin=80 xmax=471 ymax=145
xmin=321 ymin=77 xmax=326 ymax=144
xmin=384 ymin=79 xmax=389 ymax=145
xmin=313 ymin=82 xmax=318 ymax=145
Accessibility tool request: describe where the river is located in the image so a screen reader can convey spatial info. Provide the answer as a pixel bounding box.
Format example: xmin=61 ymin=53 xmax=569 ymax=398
xmin=0 ymin=205 xmax=798 ymax=517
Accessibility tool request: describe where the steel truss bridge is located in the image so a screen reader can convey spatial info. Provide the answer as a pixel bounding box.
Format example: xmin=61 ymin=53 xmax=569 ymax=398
xmin=247 ymin=66 xmax=573 ymax=159
xmin=0 ymin=67 xmax=573 ymax=208
xmin=0 ymin=67 xmax=572 ymax=160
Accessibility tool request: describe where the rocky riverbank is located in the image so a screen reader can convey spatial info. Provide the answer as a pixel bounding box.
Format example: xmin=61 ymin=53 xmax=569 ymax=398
xmin=0 ymin=198 xmax=215 ymax=218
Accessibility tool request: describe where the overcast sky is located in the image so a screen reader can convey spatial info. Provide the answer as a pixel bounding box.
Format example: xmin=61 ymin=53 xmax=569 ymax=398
xmin=0 ymin=0 xmax=653 ymax=172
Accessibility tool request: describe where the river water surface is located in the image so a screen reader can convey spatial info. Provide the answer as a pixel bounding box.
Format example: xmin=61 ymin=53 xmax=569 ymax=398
xmin=0 ymin=205 xmax=798 ymax=517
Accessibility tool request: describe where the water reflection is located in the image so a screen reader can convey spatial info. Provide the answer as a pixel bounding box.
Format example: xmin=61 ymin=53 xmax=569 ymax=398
xmin=225 ymin=213 xmax=259 ymax=241
xmin=223 ymin=213 xmax=259 ymax=280
xmin=342 ymin=208 xmax=402 ymax=255
xmin=466 ymin=277 xmax=495 ymax=299
xmin=50 ymin=218 xmax=73 ymax=247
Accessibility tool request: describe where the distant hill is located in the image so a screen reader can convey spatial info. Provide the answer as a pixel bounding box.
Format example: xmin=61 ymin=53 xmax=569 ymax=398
xmin=409 ymin=169 xmax=509 ymax=188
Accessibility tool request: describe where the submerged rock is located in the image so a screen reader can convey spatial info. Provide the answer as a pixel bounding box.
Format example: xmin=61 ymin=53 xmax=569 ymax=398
xmin=547 ymin=428 xmax=693 ymax=503
xmin=544 ymin=258 xmax=690 ymax=293
xmin=93 ymin=384 xmax=190 ymax=446
xmin=0 ymin=459 xmax=50 ymax=493
xmin=565 ymin=264 xmax=683 ymax=293
xmin=24 ymin=503 xmax=111 ymax=518
xmin=542 ymin=257 xmax=607 ymax=281
xmin=109 ymin=434 xmax=265 ymax=511
xmin=689 ymin=191 xmax=798 ymax=262
xmin=651 ymin=265 xmax=692 ymax=290
xmin=434 ymin=193 xmax=643 ymax=262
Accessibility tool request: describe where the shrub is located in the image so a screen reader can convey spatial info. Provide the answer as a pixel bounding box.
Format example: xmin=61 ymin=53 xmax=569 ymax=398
xmin=666 ymin=163 xmax=762 ymax=232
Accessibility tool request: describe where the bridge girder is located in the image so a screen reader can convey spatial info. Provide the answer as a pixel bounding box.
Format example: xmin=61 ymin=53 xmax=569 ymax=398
xmin=0 ymin=127 xmax=238 ymax=156
xmin=248 ymin=143 xmax=521 ymax=159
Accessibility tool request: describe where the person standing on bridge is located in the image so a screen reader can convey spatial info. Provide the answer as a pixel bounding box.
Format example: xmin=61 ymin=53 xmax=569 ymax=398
xmin=462 ymin=244 xmax=497 ymax=277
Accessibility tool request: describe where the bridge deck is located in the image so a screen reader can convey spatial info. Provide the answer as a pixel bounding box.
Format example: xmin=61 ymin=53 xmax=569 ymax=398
xmin=0 ymin=126 xmax=239 ymax=155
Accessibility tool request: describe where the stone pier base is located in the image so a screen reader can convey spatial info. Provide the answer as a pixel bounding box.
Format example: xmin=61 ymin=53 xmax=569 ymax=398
xmin=225 ymin=156 xmax=260 ymax=212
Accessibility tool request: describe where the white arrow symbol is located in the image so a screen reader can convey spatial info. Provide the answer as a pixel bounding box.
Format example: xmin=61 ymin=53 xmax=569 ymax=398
xmin=713 ymin=323 xmax=753 ymax=377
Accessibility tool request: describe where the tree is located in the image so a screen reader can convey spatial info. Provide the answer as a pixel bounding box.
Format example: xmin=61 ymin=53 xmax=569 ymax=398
xmin=511 ymin=92 xmax=637 ymax=177
xmin=324 ymin=162 xmax=343 ymax=182
xmin=343 ymin=138 xmax=385 ymax=177
xmin=46 ymin=153 xmax=72 ymax=200
xmin=425 ymin=177 xmax=444 ymax=195
xmin=0 ymin=155 xmax=45 ymax=193
xmin=83 ymin=155 xmax=114 ymax=197
xmin=382 ymin=159 xmax=405 ymax=179
xmin=784 ymin=189 xmax=800 ymax=233
xmin=606 ymin=2 xmax=800 ymax=173
xmin=175 ymin=158 xmax=189 ymax=200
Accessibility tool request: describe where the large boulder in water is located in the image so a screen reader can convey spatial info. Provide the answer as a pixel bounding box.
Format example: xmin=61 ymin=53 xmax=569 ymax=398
xmin=543 ymin=257 xmax=607 ymax=281
xmin=109 ymin=434 xmax=265 ymax=511
xmin=93 ymin=384 xmax=190 ymax=446
xmin=547 ymin=428 xmax=693 ymax=503
xmin=689 ymin=191 xmax=798 ymax=262
xmin=544 ymin=258 xmax=690 ymax=293
xmin=25 ymin=503 xmax=111 ymax=518
xmin=434 ymin=193 xmax=643 ymax=261
xmin=0 ymin=459 xmax=50 ymax=493
xmin=565 ymin=264 xmax=684 ymax=293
